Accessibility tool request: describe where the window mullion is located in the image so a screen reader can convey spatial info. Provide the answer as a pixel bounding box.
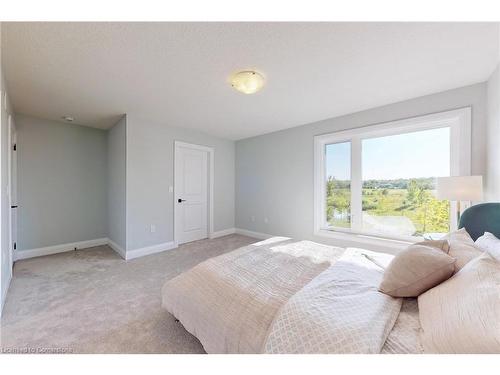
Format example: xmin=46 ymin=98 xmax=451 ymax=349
xmin=351 ymin=137 xmax=362 ymax=232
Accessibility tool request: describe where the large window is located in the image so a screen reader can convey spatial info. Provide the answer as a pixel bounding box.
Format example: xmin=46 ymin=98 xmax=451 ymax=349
xmin=315 ymin=108 xmax=471 ymax=242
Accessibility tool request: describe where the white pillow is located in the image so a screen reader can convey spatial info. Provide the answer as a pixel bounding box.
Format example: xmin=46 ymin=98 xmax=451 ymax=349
xmin=475 ymin=232 xmax=500 ymax=261
xmin=418 ymin=253 xmax=500 ymax=353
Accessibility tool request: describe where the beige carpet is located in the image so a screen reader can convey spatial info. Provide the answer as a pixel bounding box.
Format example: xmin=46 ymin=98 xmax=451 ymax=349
xmin=0 ymin=234 xmax=257 ymax=353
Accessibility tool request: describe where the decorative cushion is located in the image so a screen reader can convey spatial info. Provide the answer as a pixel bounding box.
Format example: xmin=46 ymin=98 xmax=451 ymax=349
xmin=415 ymin=239 xmax=450 ymax=253
xmin=379 ymin=245 xmax=456 ymax=298
xmin=442 ymin=228 xmax=482 ymax=271
xmin=475 ymin=232 xmax=500 ymax=261
xmin=418 ymin=253 xmax=500 ymax=353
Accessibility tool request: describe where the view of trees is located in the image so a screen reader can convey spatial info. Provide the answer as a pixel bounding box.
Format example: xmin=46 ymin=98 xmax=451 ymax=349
xmin=326 ymin=177 xmax=351 ymax=228
xmin=326 ymin=176 xmax=450 ymax=236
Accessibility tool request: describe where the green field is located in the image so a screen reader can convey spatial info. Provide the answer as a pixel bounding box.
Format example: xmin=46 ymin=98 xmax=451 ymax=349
xmin=326 ymin=178 xmax=450 ymax=236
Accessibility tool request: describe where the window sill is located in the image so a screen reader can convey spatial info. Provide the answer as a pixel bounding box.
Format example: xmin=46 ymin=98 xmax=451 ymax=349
xmin=314 ymin=229 xmax=412 ymax=252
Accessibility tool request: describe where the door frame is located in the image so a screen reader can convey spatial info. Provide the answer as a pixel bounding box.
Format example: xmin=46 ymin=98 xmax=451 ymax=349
xmin=173 ymin=141 xmax=214 ymax=246
xmin=7 ymin=114 xmax=15 ymax=271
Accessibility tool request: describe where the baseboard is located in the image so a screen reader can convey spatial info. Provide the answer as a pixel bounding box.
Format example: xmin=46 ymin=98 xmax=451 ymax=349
xmin=1 ymin=273 xmax=12 ymax=317
xmin=209 ymin=228 xmax=236 ymax=239
xmin=235 ymin=228 xmax=274 ymax=240
xmin=14 ymin=238 xmax=109 ymax=261
xmin=13 ymin=237 xmax=178 ymax=262
xmin=107 ymin=239 xmax=126 ymax=260
xmin=126 ymin=241 xmax=177 ymax=260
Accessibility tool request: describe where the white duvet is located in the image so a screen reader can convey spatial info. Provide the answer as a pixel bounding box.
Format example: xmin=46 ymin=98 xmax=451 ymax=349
xmin=264 ymin=248 xmax=402 ymax=354
xmin=162 ymin=238 xmax=404 ymax=354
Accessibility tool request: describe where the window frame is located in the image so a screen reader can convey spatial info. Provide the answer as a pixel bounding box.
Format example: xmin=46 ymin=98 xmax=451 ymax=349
xmin=314 ymin=107 xmax=472 ymax=243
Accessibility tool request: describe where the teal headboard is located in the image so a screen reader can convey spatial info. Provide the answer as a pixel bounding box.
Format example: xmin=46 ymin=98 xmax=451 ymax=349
xmin=458 ymin=203 xmax=500 ymax=241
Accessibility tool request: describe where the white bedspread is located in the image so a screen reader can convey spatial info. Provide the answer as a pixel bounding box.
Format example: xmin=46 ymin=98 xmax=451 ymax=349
xmin=162 ymin=237 xmax=344 ymax=353
xmin=162 ymin=239 xmax=406 ymax=354
xmin=382 ymin=298 xmax=423 ymax=354
xmin=263 ymin=248 xmax=402 ymax=354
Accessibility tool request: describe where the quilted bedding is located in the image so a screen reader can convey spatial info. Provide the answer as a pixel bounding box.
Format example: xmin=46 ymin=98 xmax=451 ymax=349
xmin=263 ymin=248 xmax=402 ymax=353
xmin=162 ymin=237 xmax=413 ymax=354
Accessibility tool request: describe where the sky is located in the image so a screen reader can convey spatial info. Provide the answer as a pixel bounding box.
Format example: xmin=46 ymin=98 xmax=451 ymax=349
xmin=325 ymin=127 xmax=450 ymax=181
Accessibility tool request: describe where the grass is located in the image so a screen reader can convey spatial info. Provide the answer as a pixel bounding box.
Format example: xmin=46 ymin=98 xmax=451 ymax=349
xmin=327 ymin=187 xmax=450 ymax=235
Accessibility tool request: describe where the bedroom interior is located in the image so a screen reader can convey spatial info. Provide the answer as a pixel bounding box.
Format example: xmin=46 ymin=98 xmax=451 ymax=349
xmin=1 ymin=2 xmax=500 ymax=368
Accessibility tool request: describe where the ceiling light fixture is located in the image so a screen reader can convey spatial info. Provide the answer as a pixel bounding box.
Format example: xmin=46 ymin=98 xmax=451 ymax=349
xmin=62 ymin=116 xmax=74 ymax=122
xmin=230 ymin=70 xmax=265 ymax=94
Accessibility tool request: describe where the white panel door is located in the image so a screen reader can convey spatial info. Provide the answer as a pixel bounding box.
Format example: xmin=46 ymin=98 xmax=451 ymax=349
xmin=175 ymin=144 xmax=208 ymax=244
xmin=8 ymin=115 xmax=17 ymax=268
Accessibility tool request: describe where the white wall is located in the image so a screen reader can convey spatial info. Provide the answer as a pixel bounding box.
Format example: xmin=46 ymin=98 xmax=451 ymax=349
xmin=1 ymin=22 xmax=13 ymax=313
xmin=126 ymin=115 xmax=235 ymax=251
xmin=235 ymin=83 xmax=487 ymax=251
xmin=485 ymin=25 xmax=500 ymax=201
xmin=15 ymin=114 xmax=108 ymax=251
xmin=107 ymin=116 xmax=127 ymax=251
xmin=486 ymin=64 xmax=500 ymax=201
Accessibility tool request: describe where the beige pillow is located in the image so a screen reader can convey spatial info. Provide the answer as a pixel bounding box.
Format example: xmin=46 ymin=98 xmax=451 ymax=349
xmin=442 ymin=228 xmax=482 ymax=271
xmin=379 ymin=245 xmax=456 ymax=297
xmin=418 ymin=254 xmax=500 ymax=353
xmin=415 ymin=239 xmax=450 ymax=253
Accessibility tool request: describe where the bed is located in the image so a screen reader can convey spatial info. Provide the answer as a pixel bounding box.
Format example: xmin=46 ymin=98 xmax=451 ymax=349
xmin=161 ymin=203 xmax=499 ymax=354
xmin=162 ymin=237 xmax=422 ymax=354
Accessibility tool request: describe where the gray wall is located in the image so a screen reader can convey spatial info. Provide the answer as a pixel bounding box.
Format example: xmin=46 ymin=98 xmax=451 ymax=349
xmin=16 ymin=115 xmax=108 ymax=250
xmin=486 ymin=64 xmax=500 ymax=201
xmin=235 ymin=83 xmax=487 ymax=249
xmin=107 ymin=115 xmax=127 ymax=250
xmin=126 ymin=114 xmax=235 ymax=251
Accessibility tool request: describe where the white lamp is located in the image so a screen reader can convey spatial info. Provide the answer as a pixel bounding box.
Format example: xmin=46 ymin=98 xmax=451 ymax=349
xmin=436 ymin=176 xmax=483 ymax=224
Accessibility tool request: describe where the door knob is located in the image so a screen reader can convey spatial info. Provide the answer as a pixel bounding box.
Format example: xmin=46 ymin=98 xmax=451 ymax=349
xmin=177 ymin=199 xmax=186 ymax=203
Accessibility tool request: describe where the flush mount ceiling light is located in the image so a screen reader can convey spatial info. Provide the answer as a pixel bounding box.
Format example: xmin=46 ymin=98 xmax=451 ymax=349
xmin=61 ymin=115 xmax=74 ymax=122
xmin=230 ymin=70 xmax=265 ymax=94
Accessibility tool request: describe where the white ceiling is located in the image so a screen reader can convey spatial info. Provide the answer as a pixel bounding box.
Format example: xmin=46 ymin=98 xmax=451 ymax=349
xmin=2 ymin=22 xmax=499 ymax=140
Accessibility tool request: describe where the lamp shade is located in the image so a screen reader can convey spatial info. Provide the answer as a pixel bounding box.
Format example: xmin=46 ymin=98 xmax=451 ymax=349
xmin=436 ymin=176 xmax=483 ymax=201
